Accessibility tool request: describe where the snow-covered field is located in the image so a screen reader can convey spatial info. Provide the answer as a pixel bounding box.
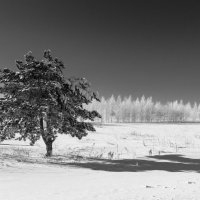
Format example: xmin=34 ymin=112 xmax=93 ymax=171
xmin=1 ymin=123 xmax=200 ymax=200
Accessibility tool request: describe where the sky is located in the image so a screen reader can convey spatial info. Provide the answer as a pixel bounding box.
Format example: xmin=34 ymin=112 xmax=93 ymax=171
xmin=0 ymin=0 xmax=200 ymax=103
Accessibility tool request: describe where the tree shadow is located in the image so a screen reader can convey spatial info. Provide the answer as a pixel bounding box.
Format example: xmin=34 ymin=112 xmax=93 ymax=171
xmin=64 ymin=154 xmax=200 ymax=172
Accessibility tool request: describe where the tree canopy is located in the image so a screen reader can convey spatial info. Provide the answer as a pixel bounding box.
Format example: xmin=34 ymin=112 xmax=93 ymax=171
xmin=0 ymin=50 xmax=101 ymax=156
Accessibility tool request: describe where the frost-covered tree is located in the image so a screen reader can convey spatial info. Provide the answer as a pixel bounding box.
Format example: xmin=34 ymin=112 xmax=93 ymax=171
xmin=0 ymin=50 xmax=101 ymax=156
xmin=87 ymin=95 xmax=200 ymax=123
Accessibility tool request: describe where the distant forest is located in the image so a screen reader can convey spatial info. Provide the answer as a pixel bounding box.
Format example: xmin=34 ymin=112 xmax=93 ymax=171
xmin=86 ymin=95 xmax=200 ymax=123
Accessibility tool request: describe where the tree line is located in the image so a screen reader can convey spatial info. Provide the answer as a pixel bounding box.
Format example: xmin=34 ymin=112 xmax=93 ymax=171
xmin=86 ymin=95 xmax=200 ymax=123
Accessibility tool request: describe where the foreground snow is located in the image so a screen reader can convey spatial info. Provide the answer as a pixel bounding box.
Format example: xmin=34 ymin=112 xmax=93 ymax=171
xmin=0 ymin=123 xmax=200 ymax=200
xmin=0 ymin=164 xmax=200 ymax=200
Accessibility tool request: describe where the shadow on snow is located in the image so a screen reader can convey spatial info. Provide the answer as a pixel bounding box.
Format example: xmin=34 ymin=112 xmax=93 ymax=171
xmin=64 ymin=154 xmax=200 ymax=172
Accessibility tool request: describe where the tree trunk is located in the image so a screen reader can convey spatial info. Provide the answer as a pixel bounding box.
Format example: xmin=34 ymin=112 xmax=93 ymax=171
xmin=40 ymin=117 xmax=54 ymax=157
xmin=45 ymin=140 xmax=53 ymax=157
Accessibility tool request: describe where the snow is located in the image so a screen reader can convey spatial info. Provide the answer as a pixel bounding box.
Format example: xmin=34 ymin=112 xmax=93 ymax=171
xmin=1 ymin=123 xmax=200 ymax=200
xmin=1 ymin=166 xmax=200 ymax=200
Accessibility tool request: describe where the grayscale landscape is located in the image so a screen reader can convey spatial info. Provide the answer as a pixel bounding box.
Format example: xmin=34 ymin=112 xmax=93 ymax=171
xmin=1 ymin=0 xmax=200 ymax=200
